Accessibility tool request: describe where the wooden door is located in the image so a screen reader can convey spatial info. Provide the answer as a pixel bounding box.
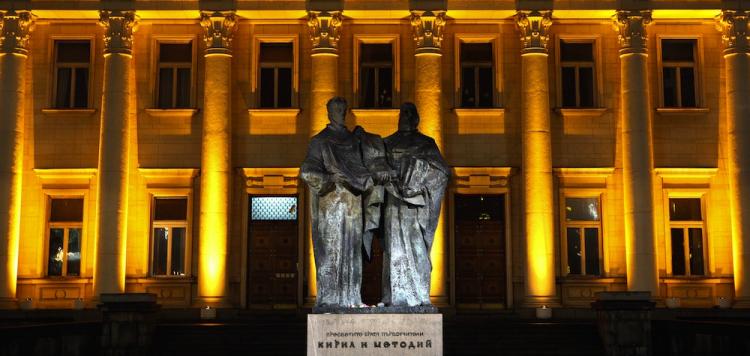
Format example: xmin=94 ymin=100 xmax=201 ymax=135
xmin=247 ymin=196 xmax=299 ymax=307
xmin=454 ymin=194 xmax=506 ymax=308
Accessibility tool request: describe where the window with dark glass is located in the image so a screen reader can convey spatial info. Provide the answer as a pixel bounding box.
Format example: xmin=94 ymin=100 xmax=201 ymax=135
xmin=157 ymin=42 xmax=193 ymax=109
xmin=563 ymin=197 xmax=601 ymax=276
xmin=560 ymin=40 xmax=595 ymax=108
xmin=47 ymin=198 xmax=84 ymax=277
xmin=259 ymin=43 xmax=293 ymax=108
xmin=669 ymin=198 xmax=706 ymax=276
xmin=359 ymin=43 xmax=393 ymax=108
xmin=54 ymin=41 xmax=91 ymax=109
xmin=460 ymin=42 xmax=494 ymax=108
xmin=661 ymin=39 xmax=697 ymax=108
xmin=151 ymin=197 xmax=188 ymax=276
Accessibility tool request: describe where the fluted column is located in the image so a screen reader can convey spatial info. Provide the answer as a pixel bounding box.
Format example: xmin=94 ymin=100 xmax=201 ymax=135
xmin=516 ymin=10 xmax=557 ymax=306
xmin=614 ymin=10 xmax=658 ymax=295
xmin=718 ymin=11 xmax=750 ymax=307
xmin=307 ymin=10 xmax=342 ymax=135
xmin=94 ymin=11 xmax=136 ymax=296
xmin=197 ymin=11 xmax=236 ymax=305
xmin=411 ymin=9 xmax=448 ymax=304
xmin=0 ymin=11 xmax=33 ymax=305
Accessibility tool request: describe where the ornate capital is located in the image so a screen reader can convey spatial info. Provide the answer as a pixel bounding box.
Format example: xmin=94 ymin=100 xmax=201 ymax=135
xmin=99 ymin=10 xmax=137 ymax=55
xmin=0 ymin=10 xmax=35 ymax=55
xmin=717 ymin=10 xmax=750 ymax=54
xmin=200 ymin=11 xmax=237 ymax=55
xmin=410 ymin=10 xmax=446 ymax=55
xmin=516 ymin=10 xmax=552 ymax=54
xmin=307 ymin=10 xmax=342 ymax=55
xmin=613 ymin=10 xmax=652 ymax=54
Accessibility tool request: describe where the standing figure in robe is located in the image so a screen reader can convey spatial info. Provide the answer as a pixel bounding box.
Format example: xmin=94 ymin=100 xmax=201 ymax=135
xmin=300 ymin=97 xmax=388 ymax=308
xmin=382 ymin=102 xmax=450 ymax=307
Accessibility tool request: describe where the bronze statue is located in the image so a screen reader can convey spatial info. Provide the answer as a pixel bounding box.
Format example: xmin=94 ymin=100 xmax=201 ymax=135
xmin=300 ymin=97 xmax=387 ymax=308
xmin=381 ymin=102 xmax=450 ymax=307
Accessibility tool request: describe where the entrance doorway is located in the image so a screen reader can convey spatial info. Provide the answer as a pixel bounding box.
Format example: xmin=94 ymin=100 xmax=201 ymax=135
xmin=247 ymin=196 xmax=299 ymax=308
xmin=361 ymin=234 xmax=384 ymax=306
xmin=454 ymin=194 xmax=507 ymax=308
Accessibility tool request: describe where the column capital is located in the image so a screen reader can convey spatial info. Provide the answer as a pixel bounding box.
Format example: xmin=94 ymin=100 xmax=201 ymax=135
xmin=99 ymin=10 xmax=137 ymax=55
xmin=410 ymin=10 xmax=446 ymax=55
xmin=0 ymin=10 xmax=35 ymax=55
xmin=200 ymin=11 xmax=237 ymax=55
xmin=516 ymin=10 xmax=552 ymax=54
xmin=613 ymin=10 xmax=652 ymax=54
xmin=717 ymin=10 xmax=750 ymax=54
xmin=307 ymin=10 xmax=342 ymax=56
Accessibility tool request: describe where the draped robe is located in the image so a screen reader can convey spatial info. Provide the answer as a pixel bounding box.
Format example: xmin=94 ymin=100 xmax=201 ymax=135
xmin=382 ymin=130 xmax=450 ymax=306
xmin=300 ymin=124 xmax=381 ymax=307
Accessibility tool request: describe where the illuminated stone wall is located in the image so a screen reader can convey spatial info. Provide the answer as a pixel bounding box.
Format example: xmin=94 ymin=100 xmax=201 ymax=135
xmin=0 ymin=1 xmax=744 ymax=309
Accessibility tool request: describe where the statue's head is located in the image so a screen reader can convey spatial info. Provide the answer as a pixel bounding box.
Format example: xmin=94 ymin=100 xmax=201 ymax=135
xmin=326 ymin=97 xmax=348 ymax=127
xmin=398 ymin=102 xmax=420 ymax=132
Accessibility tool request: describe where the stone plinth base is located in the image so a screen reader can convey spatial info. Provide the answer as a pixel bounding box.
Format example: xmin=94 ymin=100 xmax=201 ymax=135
xmin=312 ymin=305 xmax=438 ymax=314
xmin=307 ymin=313 xmax=442 ymax=355
xmin=592 ymin=291 xmax=654 ymax=356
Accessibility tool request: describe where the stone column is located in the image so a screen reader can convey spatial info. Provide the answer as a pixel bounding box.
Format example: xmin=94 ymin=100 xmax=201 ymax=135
xmin=307 ymin=10 xmax=342 ymax=135
xmin=717 ymin=11 xmax=750 ymax=307
xmin=0 ymin=11 xmax=33 ymax=305
xmin=410 ymin=10 xmax=448 ymax=304
xmin=305 ymin=10 xmax=342 ymax=301
xmin=94 ymin=11 xmax=136 ymax=296
xmin=613 ymin=10 xmax=658 ymax=295
xmin=516 ymin=10 xmax=556 ymax=306
xmin=197 ymin=11 xmax=237 ymax=306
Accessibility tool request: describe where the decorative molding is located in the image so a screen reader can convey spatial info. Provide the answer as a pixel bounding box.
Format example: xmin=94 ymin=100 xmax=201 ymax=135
xmin=139 ymin=168 xmax=199 ymax=188
xmin=453 ymin=167 xmax=513 ymax=188
xmin=41 ymin=108 xmax=97 ymax=117
xmin=516 ymin=10 xmax=552 ymax=54
xmin=654 ymin=167 xmax=718 ymax=186
xmin=99 ymin=10 xmax=137 ymax=55
xmin=144 ymin=108 xmax=199 ymax=118
xmin=655 ymin=107 xmax=710 ymax=116
xmin=241 ymin=168 xmax=300 ymax=191
xmin=453 ymin=108 xmax=505 ymax=119
xmin=613 ymin=10 xmax=652 ymax=54
xmin=0 ymin=10 xmax=35 ymax=55
xmin=34 ymin=168 xmax=97 ymax=187
xmin=200 ymin=11 xmax=237 ymax=55
xmin=307 ymin=10 xmax=342 ymax=55
xmin=555 ymin=108 xmax=608 ymax=119
xmin=716 ymin=10 xmax=749 ymax=54
xmin=247 ymin=108 xmax=301 ymax=118
xmin=410 ymin=10 xmax=446 ymax=55
xmin=554 ymin=167 xmax=614 ymax=187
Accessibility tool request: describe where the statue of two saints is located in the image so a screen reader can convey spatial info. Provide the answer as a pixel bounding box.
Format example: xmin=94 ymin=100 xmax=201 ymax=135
xmin=300 ymin=97 xmax=450 ymax=308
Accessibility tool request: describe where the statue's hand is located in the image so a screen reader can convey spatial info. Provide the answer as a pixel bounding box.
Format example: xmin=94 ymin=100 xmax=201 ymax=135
xmin=373 ymin=170 xmax=390 ymax=184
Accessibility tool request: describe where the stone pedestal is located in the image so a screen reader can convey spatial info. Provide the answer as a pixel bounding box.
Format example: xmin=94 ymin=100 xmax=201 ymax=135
xmin=307 ymin=313 xmax=442 ymax=355
xmin=592 ymin=291 xmax=655 ymax=356
xmin=99 ymin=293 xmax=160 ymax=356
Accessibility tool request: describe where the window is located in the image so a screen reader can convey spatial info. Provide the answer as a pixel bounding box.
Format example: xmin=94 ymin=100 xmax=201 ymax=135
xmin=47 ymin=198 xmax=84 ymax=276
xmin=562 ymin=197 xmax=602 ymax=276
xmin=250 ymin=196 xmax=298 ymax=221
xmin=157 ymin=42 xmax=193 ymax=109
xmin=660 ymin=39 xmax=698 ymax=108
xmin=668 ymin=198 xmax=706 ymax=276
xmin=460 ymin=42 xmax=494 ymax=108
xmin=359 ymin=43 xmax=393 ymax=108
xmin=53 ymin=41 xmax=91 ymax=109
xmin=151 ymin=197 xmax=188 ymax=276
xmin=560 ymin=40 xmax=595 ymax=108
xmin=259 ymin=43 xmax=293 ymax=108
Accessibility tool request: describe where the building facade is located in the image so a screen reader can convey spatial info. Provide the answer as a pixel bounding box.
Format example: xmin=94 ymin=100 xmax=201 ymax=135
xmin=0 ymin=0 xmax=749 ymax=310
